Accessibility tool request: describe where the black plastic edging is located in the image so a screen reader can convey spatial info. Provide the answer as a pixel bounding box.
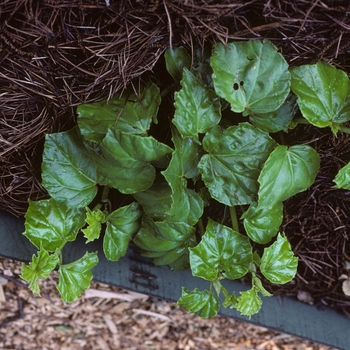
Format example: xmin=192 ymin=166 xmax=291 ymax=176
xmin=0 ymin=210 xmax=349 ymax=349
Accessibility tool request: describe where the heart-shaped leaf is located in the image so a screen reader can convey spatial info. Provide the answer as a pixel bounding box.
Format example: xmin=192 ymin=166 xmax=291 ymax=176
xmin=211 ymin=40 xmax=290 ymax=116
xmin=236 ymin=287 xmax=262 ymax=317
xmin=165 ymin=47 xmax=191 ymax=83
xmin=42 ymin=127 xmax=98 ymax=208
xmin=189 ymin=219 xmax=253 ymax=281
xmin=198 ymin=123 xmax=277 ymax=206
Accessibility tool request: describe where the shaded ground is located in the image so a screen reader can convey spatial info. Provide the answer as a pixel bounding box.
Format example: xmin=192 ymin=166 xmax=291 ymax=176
xmin=0 ymin=257 xmax=338 ymax=350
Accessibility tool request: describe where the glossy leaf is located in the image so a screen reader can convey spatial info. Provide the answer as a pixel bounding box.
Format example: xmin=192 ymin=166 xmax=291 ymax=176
xmin=24 ymin=198 xmax=85 ymax=252
xmin=260 ymin=233 xmax=298 ymax=284
xmin=291 ymin=61 xmax=350 ymax=133
xmin=164 ymin=47 xmax=191 ymax=83
xmin=95 ymin=128 xmax=173 ymax=194
xmin=103 ymin=203 xmax=142 ymax=261
xmin=77 ymin=82 xmax=161 ymax=143
xmin=242 ymin=202 xmax=283 ymax=244
xmin=57 ymin=251 xmax=99 ymax=303
xmin=211 ymin=40 xmax=290 ymax=116
xmin=236 ymin=287 xmax=262 ymax=317
xmin=334 ymin=162 xmax=350 ymax=190
xmin=82 ymin=207 xmax=106 ymax=243
xmin=21 ymin=249 xmax=59 ymax=295
xmin=42 ymin=127 xmax=98 ymax=208
xmin=249 ymin=93 xmax=298 ymax=133
xmin=198 ymin=123 xmax=277 ymax=206
xmin=177 ymin=287 xmax=220 ymax=318
xmin=189 ymin=219 xmax=253 ymax=281
xmin=257 ymin=145 xmax=320 ymax=210
xmin=173 ymin=68 xmax=221 ymax=142
xmin=162 ymin=129 xmax=204 ymax=225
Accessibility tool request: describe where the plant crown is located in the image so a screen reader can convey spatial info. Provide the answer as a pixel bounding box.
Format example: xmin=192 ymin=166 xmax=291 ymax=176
xmin=21 ymin=39 xmax=350 ymax=318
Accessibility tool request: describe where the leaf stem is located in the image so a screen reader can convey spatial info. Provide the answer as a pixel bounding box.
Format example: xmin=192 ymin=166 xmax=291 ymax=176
xmin=101 ymin=186 xmax=111 ymax=202
xmin=197 ymin=218 xmax=205 ymax=238
xmin=229 ymin=206 xmax=239 ymax=233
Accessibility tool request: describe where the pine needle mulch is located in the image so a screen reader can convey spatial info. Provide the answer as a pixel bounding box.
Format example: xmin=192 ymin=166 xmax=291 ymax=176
xmin=0 ymin=257 xmax=337 ymax=350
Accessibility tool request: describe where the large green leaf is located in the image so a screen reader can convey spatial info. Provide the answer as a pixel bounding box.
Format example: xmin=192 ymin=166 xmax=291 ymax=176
xmin=257 ymin=145 xmax=320 ymax=210
xmin=164 ymin=47 xmax=191 ymax=83
xmin=211 ymin=40 xmax=290 ymax=116
xmin=21 ymin=249 xmax=60 ymax=295
xmin=57 ymin=251 xmax=99 ymax=303
xmin=260 ymin=233 xmax=298 ymax=284
xmin=95 ymin=128 xmax=173 ymax=193
xmin=334 ymin=162 xmax=350 ymax=190
xmin=103 ymin=203 xmax=142 ymax=261
xmin=177 ymin=287 xmax=220 ymax=318
xmin=42 ymin=128 xmax=98 ymax=208
xmin=24 ymin=198 xmax=85 ymax=252
xmin=198 ymin=123 xmax=277 ymax=206
xmin=133 ymin=216 xmax=196 ymax=271
xmin=189 ymin=219 xmax=253 ymax=281
xmin=173 ymin=68 xmax=221 ymax=142
xmin=242 ymin=202 xmax=283 ymax=244
xmin=77 ymin=82 xmax=161 ymax=143
xmin=249 ymin=93 xmax=298 ymax=133
xmin=162 ymin=129 xmax=204 ymax=225
xmin=291 ymin=61 xmax=350 ymax=133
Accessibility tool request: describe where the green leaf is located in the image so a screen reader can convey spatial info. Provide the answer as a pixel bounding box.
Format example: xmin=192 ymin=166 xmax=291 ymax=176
xmin=257 ymin=145 xmax=320 ymax=210
xmin=211 ymin=40 xmax=290 ymax=116
xmin=334 ymin=162 xmax=350 ymax=190
xmin=24 ymin=198 xmax=85 ymax=252
xmin=95 ymin=128 xmax=173 ymax=194
xmin=242 ymin=202 xmax=283 ymax=244
xmin=291 ymin=61 xmax=350 ymax=133
xmin=221 ymin=284 xmax=239 ymax=308
xmin=198 ymin=123 xmax=277 ymax=206
xmin=103 ymin=203 xmax=142 ymax=261
xmin=42 ymin=127 xmax=98 ymax=208
xmin=177 ymin=287 xmax=220 ymax=318
xmin=164 ymin=47 xmax=191 ymax=83
xmin=21 ymin=249 xmax=59 ymax=295
xmin=162 ymin=129 xmax=204 ymax=225
xmin=236 ymin=287 xmax=262 ymax=317
xmin=260 ymin=233 xmax=298 ymax=284
xmin=77 ymin=82 xmax=161 ymax=143
xmin=133 ymin=216 xmax=196 ymax=271
xmin=57 ymin=251 xmax=99 ymax=303
xmin=82 ymin=207 xmax=106 ymax=243
xmin=249 ymin=93 xmax=298 ymax=133
xmin=189 ymin=219 xmax=253 ymax=281
xmin=173 ymin=68 xmax=221 ymax=142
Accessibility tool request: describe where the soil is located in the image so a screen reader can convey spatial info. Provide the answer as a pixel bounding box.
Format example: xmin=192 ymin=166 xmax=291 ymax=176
xmin=1 ymin=0 xmax=350 ymax=322
xmin=0 ymin=257 xmax=338 ymax=350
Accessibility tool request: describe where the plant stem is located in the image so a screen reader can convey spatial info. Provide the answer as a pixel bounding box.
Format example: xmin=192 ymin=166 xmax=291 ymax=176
xmin=229 ymin=206 xmax=239 ymax=233
xmin=197 ymin=218 xmax=205 ymax=238
xmin=101 ymin=185 xmax=111 ymax=202
xmin=293 ymin=118 xmax=310 ymax=125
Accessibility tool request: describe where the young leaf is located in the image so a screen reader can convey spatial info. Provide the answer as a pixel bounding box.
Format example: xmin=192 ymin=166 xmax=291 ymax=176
xmin=291 ymin=61 xmax=350 ymax=133
xmin=189 ymin=218 xmax=253 ymax=281
xmin=260 ymin=233 xmax=298 ymax=284
xmin=334 ymin=162 xmax=350 ymax=190
xmin=221 ymin=284 xmax=239 ymax=308
xmin=77 ymin=82 xmax=161 ymax=143
xmin=211 ymin=40 xmax=290 ymax=116
xmin=177 ymin=287 xmax=220 ymax=318
xmin=21 ymin=249 xmax=59 ymax=295
xmin=164 ymin=47 xmax=191 ymax=83
xmin=257 ymin=145 xmax=320 ymax=210
xmin=82 ymin=207 xmax=106 ymax=243
xmin=236 ymin=287 xmax=262 ymax=317
xmin=57 ymin=251 xmax=99 ymax=303
xmin=242 ymin=202 xmax=283 ymax=244
xmin=103 ymin=202 xmax=142 ymax=261
xmin=162 ymin=129 xmax=204 ymax=225
xmin=249 ymin=93 xmax=298 ymax=133
xmin=198 ymin=123 xmax=277 ymax=206
xmin=173 ymin=68 xmax=221 ymax=142
xmin=95 ymin=128 xmax=173 ymax=194
xmin=24 ymin=198 xmax=85 ymax=252
xmin=42 ymin=127 xmax=98 ymax=208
